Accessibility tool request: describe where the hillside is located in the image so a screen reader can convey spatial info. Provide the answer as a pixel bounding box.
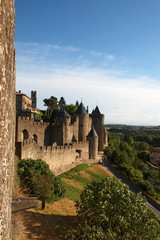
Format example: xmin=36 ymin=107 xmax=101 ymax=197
xmin=14 ymin=163 xmax=113 ymax=240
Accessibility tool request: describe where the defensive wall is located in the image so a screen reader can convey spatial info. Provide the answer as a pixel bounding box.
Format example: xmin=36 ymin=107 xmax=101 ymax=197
xmin=0 ymin=0 xmax=15 ymax=239
xmin=16 ymin=116 xmax=49 ymax=146
xmin=16 ymin=139 xmax=98 ymax=175
xmin=16 ymin=115 xmax=93 ymax=147
xmin=15 ymin=104 xmax=106 ymax=177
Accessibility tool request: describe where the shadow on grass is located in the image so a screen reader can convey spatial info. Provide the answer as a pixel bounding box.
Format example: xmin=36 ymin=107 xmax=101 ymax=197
xmin=20 ymin=210 xmax=78 ymax=240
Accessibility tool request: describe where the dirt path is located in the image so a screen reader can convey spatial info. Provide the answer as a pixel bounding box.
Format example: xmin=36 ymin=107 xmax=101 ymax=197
xmin=15 ymin=164 xmax=113 ymax=239
xmin=18 ymin=199 xmax=78 ymax=240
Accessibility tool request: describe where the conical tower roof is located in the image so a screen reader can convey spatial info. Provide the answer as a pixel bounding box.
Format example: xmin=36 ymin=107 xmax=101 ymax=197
xmin=57 ymin=110 xmax=70 ymax=118
xmin=92 ymin=106 xmax=101 ymax=115
xmin=71 ymin=134 xmax=77 ymax=143
xmin=75 ymin=102 xmax=88 ymax=115
xmin=87 ymin=126 xmax=98 ymax=138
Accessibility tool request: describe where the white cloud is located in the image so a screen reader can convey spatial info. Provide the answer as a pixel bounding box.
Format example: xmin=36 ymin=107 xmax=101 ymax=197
xmin=106 ymin=54 xmax=115 ymax=60
xmin=15 ymin=42 xmax=160 ymax=126
xmin=90 ymin=51 xmax=103 ymax=57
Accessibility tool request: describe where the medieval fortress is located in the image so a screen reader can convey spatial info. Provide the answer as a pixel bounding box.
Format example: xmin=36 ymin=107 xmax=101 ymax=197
xmin=0 ymin=1 xmax=108 ymax=237
xmin=15 ymin=91 xmax=108 ymax=175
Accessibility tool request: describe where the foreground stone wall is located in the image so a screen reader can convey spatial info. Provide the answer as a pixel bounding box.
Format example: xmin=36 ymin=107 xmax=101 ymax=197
xmin=0 ymin=0 xmax=15 ymax=239
xmin=16 ymin=140 xmax=98 ymax=175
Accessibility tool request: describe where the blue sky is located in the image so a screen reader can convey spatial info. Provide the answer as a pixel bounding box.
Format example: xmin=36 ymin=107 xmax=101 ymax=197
xmin=15 ymin=0 xmax=160 ymax=125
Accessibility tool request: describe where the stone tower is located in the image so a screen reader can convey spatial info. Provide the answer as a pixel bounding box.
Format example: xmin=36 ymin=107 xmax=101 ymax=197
xmin=91 ymin=106 xmax=104 ymax=151
xmin=87 ymin=126 xmax=99 ymax=160
xmin=75 ymin=102 xmax=89 ymax=142
xmin=31 ymin=90 xmax=37 ymax=109
xmin=0 ymin=0 xmax=16 ymax=239
xmin=56 ymin=110 xmax=71 ymax=145
xmin=104 ymin=128 xmax=108 ymax=146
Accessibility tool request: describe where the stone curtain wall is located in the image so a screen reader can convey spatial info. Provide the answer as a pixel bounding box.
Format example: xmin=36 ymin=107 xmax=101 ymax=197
xmin=16 ymin=117 xmax=49 ymax=146
xmin=16 ymin=140 xmax=91 ymax=175
xmin=0 ymin=0 xmax=15 ymax=239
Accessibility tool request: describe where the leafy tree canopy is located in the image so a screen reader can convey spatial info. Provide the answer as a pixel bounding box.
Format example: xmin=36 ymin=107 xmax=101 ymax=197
xmin=43 ymin=96 xmax=58 ymax=118
xmin=104 ymin=132 xmax=160 ymax=200
xmin=68 ymin=177 xmax=160 ymax=240
xmin=58 ymin=97 xmax=66 ymax=110
xmin=18 ymin=159 xmax=65 ymax=209
xmin=43 ymin=96 xmax=78 ymax=122
xmin=65 ymin=104 xmax=78 ymax=120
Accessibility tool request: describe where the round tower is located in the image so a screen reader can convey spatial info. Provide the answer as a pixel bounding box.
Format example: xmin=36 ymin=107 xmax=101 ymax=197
xmin=56 ymin=110 xmax=71 ymax=144
xmin=75 ymin=102 xmax=89 ymax=142
xmin=87 ymin=126 xmax=99 ymax=160
xmin=91 ymin=106 xmax=104 ymax=151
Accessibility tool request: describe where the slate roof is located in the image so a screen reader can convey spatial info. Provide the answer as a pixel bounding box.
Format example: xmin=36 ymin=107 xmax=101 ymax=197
xmin=87 ymin=126 xmax=98 ymax=138
xmin=92 ymin=106 xmax=101 ymax=115
xmin=72 ymin=134 xmax=77 ymax=143
xmin=75 ymin=102 xmax=88 ymax=115
xmin=57 ymin=110 xmax=70 ymax=118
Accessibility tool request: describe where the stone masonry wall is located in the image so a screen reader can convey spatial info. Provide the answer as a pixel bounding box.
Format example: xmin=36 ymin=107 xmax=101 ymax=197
xmin=16 ymin=140 xmax=93 ymax=175
xmin=0 ymin=0 xmax=15 ymax=239
xmin=91 ymin=114 xmax=104 ymax=151
xmin=16 ymin=116 xmax=49 ymax=146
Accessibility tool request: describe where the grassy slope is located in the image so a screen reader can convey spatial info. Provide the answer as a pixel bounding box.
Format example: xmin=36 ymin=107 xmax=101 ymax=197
xmin=59 ymin=163 xmax=113 ymax=202
xmin=17 ymin=163 xmax=113 ymax=240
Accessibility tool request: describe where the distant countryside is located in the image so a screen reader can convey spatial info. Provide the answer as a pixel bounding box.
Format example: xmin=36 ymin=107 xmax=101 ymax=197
xmin=104 ymin=125 xmax=160 ymax=200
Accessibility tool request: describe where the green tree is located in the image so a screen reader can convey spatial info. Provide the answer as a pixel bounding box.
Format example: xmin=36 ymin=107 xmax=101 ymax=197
xmin=137 ymin=151 xmax=150 ymax=163
xmin=32 ymin=174 xmax=55 ymax=209
xmin=17 ymin=159 xmax=65 ymax=209
xmin=135 ymin=141 xmax=150 ymax=151
xmin=43 ymin=96 xmax=58 ymax=118
xmin=69 ymin=177 xmax=160 ymax=240
xmin=68 ymin=225 xmax=107 ymax=240
xmin=65 ymin=104 xmax=77 ymax=120
xmin=76 ymin=100 xmax=79 ymax=108
xmin=58 ymin=97 xmax=66 ymax=110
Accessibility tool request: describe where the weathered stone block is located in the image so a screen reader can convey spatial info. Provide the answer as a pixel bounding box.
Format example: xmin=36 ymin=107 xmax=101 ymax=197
xmin=0 ymin=0 xmax=15 ymax=239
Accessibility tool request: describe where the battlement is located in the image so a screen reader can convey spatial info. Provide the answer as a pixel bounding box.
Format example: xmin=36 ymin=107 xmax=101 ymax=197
xmin=16 ymin=139 xmax=90 ymax=176
xmin=19 ymin=116 xmax=32 ymax=121
xmin=32 ymin=121 xmax=48 ymax=126
xmin=17 ymin=116 xmax=49 ymax=126
xmin=21 ymin=139 xmax=88 ymax=151
xmin=15 ymin=95 xmax=105 ymax=176
xmin=23 ymin=139 xmax=33 ymax=146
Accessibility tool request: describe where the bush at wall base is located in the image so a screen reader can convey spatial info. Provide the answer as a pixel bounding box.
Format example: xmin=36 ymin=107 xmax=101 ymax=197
xmin=17 ymin=159 xmax=65 ymax=209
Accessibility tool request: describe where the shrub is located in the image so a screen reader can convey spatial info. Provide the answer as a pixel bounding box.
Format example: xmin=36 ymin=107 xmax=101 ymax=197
xmin=18 ymin=159 xmax=65 ymax=208
xmin=68 ymin=177 xmax=160 ymax=240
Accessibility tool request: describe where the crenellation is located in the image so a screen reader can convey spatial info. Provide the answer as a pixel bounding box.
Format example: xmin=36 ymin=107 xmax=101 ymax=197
xmin=68 ymin=145 xmax=72 ymax=149
xmin=15 ymin=93 xmax=108 ymax=176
